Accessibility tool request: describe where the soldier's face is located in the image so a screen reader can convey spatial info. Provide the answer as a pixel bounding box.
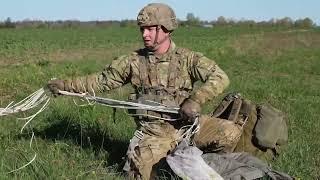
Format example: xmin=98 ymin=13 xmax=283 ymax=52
xmin=140 ymin=26 xmax=169 ymax=49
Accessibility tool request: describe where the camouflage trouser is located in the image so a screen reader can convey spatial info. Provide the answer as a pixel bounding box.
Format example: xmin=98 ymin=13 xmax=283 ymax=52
xmin=123 ymin=121 xmax=182 ymax=180
xmin=123 ymin=116 xmax=243 ymax=179
xmin=194 ymin=115 xmax=243 ymax=153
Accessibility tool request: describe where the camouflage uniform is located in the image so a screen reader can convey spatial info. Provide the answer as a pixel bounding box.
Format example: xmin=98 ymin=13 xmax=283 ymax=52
xmin=55 ymin=3 xmax=231 ymax=179
xmin=64 ymin=40 xmax=230 ymax=178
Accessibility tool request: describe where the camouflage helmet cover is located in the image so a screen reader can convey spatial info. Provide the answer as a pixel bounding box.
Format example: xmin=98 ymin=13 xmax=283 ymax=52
xmin=137 ymin=3 xmax=178 ymax=31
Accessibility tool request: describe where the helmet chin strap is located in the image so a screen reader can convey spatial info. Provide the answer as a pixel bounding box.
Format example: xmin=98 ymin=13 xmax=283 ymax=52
xmin=148 ymin=25 xmax=170 ymax=51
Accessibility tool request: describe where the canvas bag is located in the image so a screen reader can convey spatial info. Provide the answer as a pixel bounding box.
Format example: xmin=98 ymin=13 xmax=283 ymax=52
xmin=254 ymin=104 xmax=288 ymax=149
xmin=211 ymin=93 xmax=288 ymax=160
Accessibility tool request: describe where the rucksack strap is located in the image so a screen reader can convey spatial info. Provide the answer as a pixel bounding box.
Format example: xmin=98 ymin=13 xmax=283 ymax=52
xmin=211 ymin=93 xmax=243 ymax=121
xmin=228 ymin=97 xmax=242 ymax=122
xmin=211 ymin=93 xmax=235 ymax=117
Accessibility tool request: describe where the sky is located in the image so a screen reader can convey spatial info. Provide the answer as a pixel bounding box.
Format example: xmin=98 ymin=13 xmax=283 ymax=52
xmin=1 ymin=0 xmax=319 ymax=25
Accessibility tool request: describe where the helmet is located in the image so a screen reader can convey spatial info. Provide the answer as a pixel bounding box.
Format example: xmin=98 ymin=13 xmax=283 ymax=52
xmin=137 ymin=3 xmax=178 ymax=31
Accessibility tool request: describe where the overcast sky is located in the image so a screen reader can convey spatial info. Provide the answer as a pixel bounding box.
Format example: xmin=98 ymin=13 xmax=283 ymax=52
xmin=1 ymin=0 xmax=319 ymax=24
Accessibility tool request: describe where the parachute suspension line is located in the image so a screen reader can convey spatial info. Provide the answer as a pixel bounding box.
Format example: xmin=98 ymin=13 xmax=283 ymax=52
xmin=0 ymin=88 xmax=49 ymax=117
xmin=1 ymin=87 xmax=182 ymax=173
xmin=128 ymin=113 xmax=181 ymax=121
xmin=177 ymin=116 xmax=200 ymax=142
xmin=7 ymin=132 xmax=37 ymax=174
xmin=0 ymin=88 xmax=50 ymax=174
xmin=1 ymin=88 xmax=180 ymax=118
xmin=0 ymin=101 xmax=14 ymax=116
xmin=19 ymin=98 xmax=50 ymax=133
xmin=71 ymin=85 xmax=96 ymax=107
xmin=58 ymin=90 xmax=180 ymax=115
xmin=71 ymin=81 xmax=96 ymax=107
xmin=58 ymin=90 xmax=196 ymax=144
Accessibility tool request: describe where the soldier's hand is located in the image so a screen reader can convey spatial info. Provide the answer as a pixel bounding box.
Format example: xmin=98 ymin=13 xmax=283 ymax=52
xmin=47 ymin=79 xmax=65 ymax=96
xmin=179 ymin=98 xmax=201 ymax=121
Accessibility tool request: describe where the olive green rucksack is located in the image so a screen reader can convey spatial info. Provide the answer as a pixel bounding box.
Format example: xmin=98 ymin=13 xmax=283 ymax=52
xmin=211 ymin=93 xmax=288 ymax=161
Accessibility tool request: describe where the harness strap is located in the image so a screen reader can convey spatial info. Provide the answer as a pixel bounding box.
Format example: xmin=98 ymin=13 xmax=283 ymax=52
xmin=147 ymin=56 xmax=159 ymax=87
xmin=138 ymin=52 xmax=149 ymax=93
xmin=167 ymin=48 xmax=182 ymax=88
xmin=137 ymin=48 xmax=187 ymax=98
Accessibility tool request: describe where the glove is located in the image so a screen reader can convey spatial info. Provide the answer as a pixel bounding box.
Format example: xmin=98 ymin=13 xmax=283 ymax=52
xmin=47 ymin=79 xmax=65 ymax=96
xmin=179 ymin=98 xmax=201 ymax=121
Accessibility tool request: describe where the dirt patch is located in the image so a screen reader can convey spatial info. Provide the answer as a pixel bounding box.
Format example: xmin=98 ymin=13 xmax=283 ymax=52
xmin=229 ymin=31 xmax=320 ymax=57
xmin=0 ymin=43 xmax=141 ymax=67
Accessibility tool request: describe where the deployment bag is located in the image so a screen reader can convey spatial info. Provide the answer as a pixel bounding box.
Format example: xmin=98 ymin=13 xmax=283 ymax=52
xmin=254 ymin=104 xmax=288 ymax=149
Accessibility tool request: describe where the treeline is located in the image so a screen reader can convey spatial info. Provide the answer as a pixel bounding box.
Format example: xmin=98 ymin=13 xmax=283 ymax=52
xmin=0 ymin=17 xmax=137 ymax=29
xmin=0 ymin=15 xmax=316 ymax=29
xmin=183 ymin=13 xmax=316 ymax=28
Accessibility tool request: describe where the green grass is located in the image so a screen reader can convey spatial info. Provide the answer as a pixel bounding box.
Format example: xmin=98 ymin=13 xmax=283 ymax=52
xmin=0 ymin=26 xmax=319 ymax=179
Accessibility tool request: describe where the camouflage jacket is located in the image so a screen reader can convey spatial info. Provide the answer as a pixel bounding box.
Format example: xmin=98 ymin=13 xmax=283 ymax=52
xmin=65 ymin=41 xmax=229 ymax=107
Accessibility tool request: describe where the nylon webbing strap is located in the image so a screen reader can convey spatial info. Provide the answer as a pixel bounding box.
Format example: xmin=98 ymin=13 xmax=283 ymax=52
xmin=211 ymin=95 xmax=234 ymax=117
xmin=167 ymin=49 xmax=181 ymax=88
xmin=147 ymin=55 xmax=159 ymax=87
xmin=228 ymin=98 xmax=242 ymax=122
xmin=211 ymin=93 xmax=244 ymax=123
xmin=139 ymin=54 xmax=149 ymax=92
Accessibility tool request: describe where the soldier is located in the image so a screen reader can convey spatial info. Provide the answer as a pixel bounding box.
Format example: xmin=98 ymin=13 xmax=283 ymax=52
xmin=47 ymin=3 xmax=231 ymax=179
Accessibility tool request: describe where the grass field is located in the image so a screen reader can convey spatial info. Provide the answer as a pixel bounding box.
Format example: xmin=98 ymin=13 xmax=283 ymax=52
xmin=0 ymin=26 xmax=319 ymax=179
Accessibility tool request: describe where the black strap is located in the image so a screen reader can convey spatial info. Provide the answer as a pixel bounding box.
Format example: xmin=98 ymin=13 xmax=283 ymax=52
xmin=211 ymin=93 xmax=244 ymax=123
xmin=211 ymin=93 xmax=236 ymax=118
